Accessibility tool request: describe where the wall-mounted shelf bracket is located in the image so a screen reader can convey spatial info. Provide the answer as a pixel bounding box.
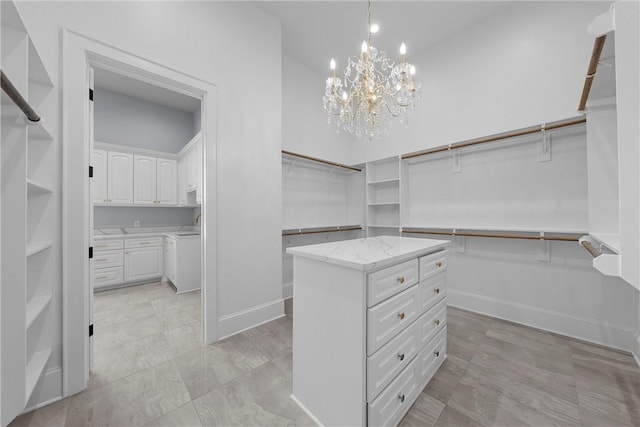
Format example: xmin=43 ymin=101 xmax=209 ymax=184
xmin=285 ymin=158 xmax=298 ymax=180
xmin=537 ymin=233 xmax=550 ymax=262
xmin=451 ymin=149 xmax=461 ymax=173
xmin=454 ymin=234 xmax=466 ymax=253
xmin=537 ymin=125 xmax=551 ymax=162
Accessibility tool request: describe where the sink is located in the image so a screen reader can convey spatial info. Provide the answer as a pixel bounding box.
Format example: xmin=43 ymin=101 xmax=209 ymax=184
xmin=174 ymin=232 xmax=200 ymax=236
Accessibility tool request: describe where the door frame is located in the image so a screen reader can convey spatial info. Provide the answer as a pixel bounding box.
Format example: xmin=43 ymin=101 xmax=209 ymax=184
xmin=62 ymin=29 xmax=218 ymax=396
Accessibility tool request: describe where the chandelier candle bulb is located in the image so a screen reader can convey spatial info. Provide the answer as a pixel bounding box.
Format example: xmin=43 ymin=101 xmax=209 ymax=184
xmin=400 ymin=42 xmax=407 ymax=63
xmin=361 ymin=41 xmax=368 ymax=53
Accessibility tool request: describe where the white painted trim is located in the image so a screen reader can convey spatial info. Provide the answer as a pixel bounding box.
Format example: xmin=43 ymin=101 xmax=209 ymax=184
xmin=23 ymin=368 xmax=62 ymax=413
xmin=283 ymin=281 xmax=293 ymax=299
xmin=218 ymin=299 xmax=285 ymax=339
xmin=177 ymin=131 xmax=202 ymax=158
xmin=93 ymin=141 xmax=179 ymax=160
xmin=448 ymin=289 xmax=638 ymax=352
xmin=62 ymin=29 xmax=218 ymax=398
xmin=290 ymin=394 xmax=323 ymax=427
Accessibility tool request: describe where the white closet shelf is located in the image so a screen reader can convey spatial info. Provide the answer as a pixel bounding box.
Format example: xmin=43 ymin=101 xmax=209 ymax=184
xmin=25 ymin=348 xmax=51 ymax=403
xmin=26 ymin=241 xmax=52 ymax=257
xmin=27 ymin=121 xmax=53 ymax=141
xmin=402 ymin=225 xmax=588 ymax=235
xmin=27 ymin=179 xmax=53 ymax=194
xmin=26 ymin=294 xmax=52 ymax=330
xmin=368 ymin=202 xmax=400 ymax=206
xmin=367 ymin=178 xmax=400 ymax=185
xmin=590 ymin=233 xmax=621 ymax=253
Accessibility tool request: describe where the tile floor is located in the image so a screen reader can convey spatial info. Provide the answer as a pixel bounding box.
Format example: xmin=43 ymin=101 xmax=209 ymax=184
xmin=10 ymin=281 xmax=640 ymax=426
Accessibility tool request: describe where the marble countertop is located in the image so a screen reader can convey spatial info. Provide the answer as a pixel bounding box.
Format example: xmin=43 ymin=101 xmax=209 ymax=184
xmin=94 ymin=226 xmax=200 ymax=241
xmin=286 ymin=236 xmax=450 ymax=271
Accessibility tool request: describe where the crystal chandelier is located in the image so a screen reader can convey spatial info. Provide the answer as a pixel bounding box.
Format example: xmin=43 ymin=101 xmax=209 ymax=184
xmin=323 ymin=0 xmax=421 ymax=140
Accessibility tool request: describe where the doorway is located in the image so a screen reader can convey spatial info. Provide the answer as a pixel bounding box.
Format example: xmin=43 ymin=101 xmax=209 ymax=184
xmin=63 ymin=30 xmax=218 ymax=396
xmin=88 ymin=65 xmax=204 ymax=382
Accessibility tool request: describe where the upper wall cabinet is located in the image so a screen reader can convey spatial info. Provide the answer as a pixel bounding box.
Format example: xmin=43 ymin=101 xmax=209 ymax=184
xmin=91 ymin=150 xmax=134 ymax=205
xmin=133 ymin=155 xmax=177 ymax=206
xmin=580 ymin=1 xmax=640 ymax=288
xmin=177 ymin=132 xmax=202 ymax=206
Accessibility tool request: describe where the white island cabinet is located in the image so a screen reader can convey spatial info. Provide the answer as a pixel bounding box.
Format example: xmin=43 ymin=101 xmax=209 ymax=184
xmin=288 ymin=236 xmax=450 ymax=427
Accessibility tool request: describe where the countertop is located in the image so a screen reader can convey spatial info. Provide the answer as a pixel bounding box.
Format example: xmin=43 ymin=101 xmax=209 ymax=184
xmin=94 ymin=227 xmax=200 ymax=241
xmin=286 ymin=235 xmax=450 ymax=271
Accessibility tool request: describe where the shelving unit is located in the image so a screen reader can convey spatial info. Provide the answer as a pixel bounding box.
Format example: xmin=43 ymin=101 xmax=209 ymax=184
xmin=1 ymin=1 xmax=57 ymax=423
xmin=365 ymin=156 xmax=401 ymax=237
xmin=579 ymin=2 xmax=639 ymax=285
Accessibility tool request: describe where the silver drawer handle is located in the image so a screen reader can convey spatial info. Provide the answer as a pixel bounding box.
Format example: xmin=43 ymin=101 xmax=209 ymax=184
xmin=434 ymin=350 xmax=440 ymax=357
xmin=397 ymin=353 xmax=405 ymax=361
xmin=95 ymin=276 xmax=108 ymax=280
xmin=139 ymin=242 xmax=151 ymax=245
xmin=398 ymin=394 xmax=405 ymax=403
xmin=95 ymin=258 xmax=108 ymax=262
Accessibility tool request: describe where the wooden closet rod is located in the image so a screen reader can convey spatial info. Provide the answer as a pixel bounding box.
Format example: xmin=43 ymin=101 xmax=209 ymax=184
xmin=402 ymin=228 xmax=579 ymax=242
xmin=401 ymin=117 xmax=586 ymax=160
xmin=578 ymin=35 xmax=607 ymax=112
xmin=580 ymin=240 xmax=602 ymax=257
xmin=282 ymin=226 xmax=362 ymax=237
xmin=1 ymin=70 xmax=41 ymax=122
xmin=282 ymin=150 xmax=362 ymax=172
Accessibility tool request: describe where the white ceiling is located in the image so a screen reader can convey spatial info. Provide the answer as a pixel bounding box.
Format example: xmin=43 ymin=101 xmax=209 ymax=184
xmin=255 ymin=1 xmax=512 ymax=74
xmin=94 ymin=67 xmax=201 ymax=113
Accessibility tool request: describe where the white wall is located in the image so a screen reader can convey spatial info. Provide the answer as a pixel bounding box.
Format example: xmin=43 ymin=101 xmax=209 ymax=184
xmin=16 ymin=0 xmax=283 ymax=399
xmin=94 ymin=88 xmax=196 ymax=154
xmin=348 ymin=1 xmax=612 ymax=163
xmin=282 ymin=55 xmax=351 ymax=164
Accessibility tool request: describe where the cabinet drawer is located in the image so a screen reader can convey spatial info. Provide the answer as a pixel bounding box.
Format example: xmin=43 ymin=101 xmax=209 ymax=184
xmin=93 ymin=249 xmax=123 ymax=269
xmin=367 ymin=286 xmax=419 ymax=355
xmin=92 ymin=266 xmax=124 ymax=289
xmin=418 ymin=299 xmax=447 ymax=349
xmin=368 ymin=259 xmax=419 ymax=307
xmin=125 ymin=237 xmax=163 ymax=248
xmin=419 ymin=250 xmax=447 ymax=282
xmin=367 ymin=321 xmax=419 ymax=401
xmin=93 ymin=239 xmax=124 ymax=251
xmin=415 ymin=327 xmax=447 ymax=391
xmin=419 ymin=272 xmax=446 ymax=314
xmin=368 ymin=357 xmax=419 ymax=427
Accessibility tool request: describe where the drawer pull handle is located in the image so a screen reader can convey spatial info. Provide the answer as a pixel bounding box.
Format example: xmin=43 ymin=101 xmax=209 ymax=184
xmin=436 ymin=261 xmax=442 ymax=267
xmin=139 ymin=242 xmax=151 ymax=245
xmin=434 ymin=350 xmax=440 ymax=357
xmin=95 ymin=276 xmax=108 ymax=280
xmin=398 ymin=276 xmax=405 ymax=284
xmin=434 ymin=319 xmax=440 ymax=326
xmin=95 ymin=258 xmax=108 ymax=262
xmin=398 ymin=394 xmax=405 ymax=403
xmin=434 ymin=288 xmax=440 ymax=294
xmin=398 ymin=312 xmax=405 ymax=320
xmin=397 ymin=353 xmax=405 ymax=361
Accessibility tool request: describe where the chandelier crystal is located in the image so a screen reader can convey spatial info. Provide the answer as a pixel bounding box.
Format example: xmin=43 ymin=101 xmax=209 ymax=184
xmin=323 ymin=0 xmax=421 ymax=140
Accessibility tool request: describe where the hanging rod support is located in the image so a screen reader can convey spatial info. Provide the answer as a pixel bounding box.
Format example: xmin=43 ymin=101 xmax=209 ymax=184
xmin=1 ymin=70 xmax=41 ymax=122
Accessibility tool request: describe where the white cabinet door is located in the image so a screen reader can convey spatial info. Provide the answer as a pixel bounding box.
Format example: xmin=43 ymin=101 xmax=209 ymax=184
xmin=195 ymin=137 xmax=202 ymax=204
xmin=186 ymin=148 xmax=196 ymax=192
xmin=165 ymin=238 xmax=177 ymax=282
xmin=133 ymin=154 xmax=157 ymax=205
xmin=91 ymin=149 xmax=108 ymax=204
xmin=157 ymin=158 xmax=177 ymax=205
xmin=178 ymin=157 xmax=188 ymax=206
xmin=124 ymin=246 xmax=163 ymax=282
xmin=108 ymin=151 xmax=134 ymax=204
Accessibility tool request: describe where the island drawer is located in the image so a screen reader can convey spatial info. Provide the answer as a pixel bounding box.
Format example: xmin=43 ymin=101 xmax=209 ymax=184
xmin=367 ymin=286 xmax=419 ymax=355
xmin=93 ymin=239 xmax=124 ymax=251
xmin=419 ymin=272 xmax=446 ymax=315
xmin=93 ymin=249 xmax=123 ymax=269
xmin=415 ymin=327 xmax=447 ymax=391
xmin=124 ymin=237 xmax=163 ymax=248
xmin=367 ymin=321 xmax=418 ymax=401
xmin=368 ymin=356 xmax=419 ymax=427
xmin=419 ymin=250 xmax=447 ymax=282
xmin=368 ymin=259 xmax=419 ymax=307
xmin=418 ymin=299 xmax=447 ymax=348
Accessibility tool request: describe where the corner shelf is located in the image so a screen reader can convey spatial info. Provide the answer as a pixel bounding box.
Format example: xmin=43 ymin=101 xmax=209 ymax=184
xmin=590 ymin=233 xmax=621 ymax=254
xmin=25 ymin=349 xmax=51 ymax=403
xmin=26 ymin=179 xmax=53 ymax=194
xmin=25 ymin=294 xmax=51 ymax=330
xmin=368 ymin=178 xmax=400 ymax=185
xmin=25 ymin=240 xmax=52 ymax=257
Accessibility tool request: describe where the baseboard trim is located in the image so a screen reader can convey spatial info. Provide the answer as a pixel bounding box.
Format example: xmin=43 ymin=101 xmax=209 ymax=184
xmin=283 ymin=281 xmax=293 ymax=299
xmin=24 ymin=367 xmax=63 ymax=412
xmin=448 ymin=289 xmax=637 ymax=353
xmin=218 ymin=298 xmax=284 ymax=339
xmin=290 ymin=394 xmax=323 ymax=427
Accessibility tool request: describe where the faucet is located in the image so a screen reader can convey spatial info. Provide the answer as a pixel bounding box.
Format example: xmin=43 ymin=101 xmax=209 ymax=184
xmin=195 ymin=213 xmax=202 ymax=224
